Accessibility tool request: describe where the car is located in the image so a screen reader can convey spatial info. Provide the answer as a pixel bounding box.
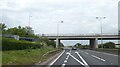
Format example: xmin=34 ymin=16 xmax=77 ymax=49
xmin=72 ymin=47 xmax=77 ymax=50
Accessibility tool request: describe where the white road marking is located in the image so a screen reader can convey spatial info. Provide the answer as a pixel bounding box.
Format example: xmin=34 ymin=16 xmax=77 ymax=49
xmin=87 ymin=50 xmax=118 ymax=56
xmin=50 ymin=50 xmax=65 ymax=65
xmin=75 ymin=51 xmax=89 ymax=67
xmin=84 ymin=52 xmax=89 ymax=54
xmin=91 ymin=55 xmax=106 ymax=62
xmin=66 ymin=55 xmax=70 ymax=60
xmin=64 ymin=60 xmax=67 ymax=63
xmin=66 ymin=52 xmax=84 ymax=65
xmin=61 ymin=64 xmax=66 ymax=67
xmin=81 ymin=51 xmax=83 ymax=52
xmin=103 ymin=53 xmax=118 ymax=56
xmin=70 ymin=50 xmax=71 ymax=53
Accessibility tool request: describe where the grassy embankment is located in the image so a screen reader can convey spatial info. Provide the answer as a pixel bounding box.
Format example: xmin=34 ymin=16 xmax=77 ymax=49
xmin=2 ymin=48 xmax=58 ymax=65
xmin=2 ymin=37 xmax=60 ymax=65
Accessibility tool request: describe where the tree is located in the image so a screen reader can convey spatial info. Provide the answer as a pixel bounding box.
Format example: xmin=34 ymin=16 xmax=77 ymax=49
xmin=59 ymin=42 xmax=64 ymax=47
xmin=0 ymin=23 xmax=7 ymax=31
xmin=103 ymin=42 xmax=115 ymax=48
xmin=18 ymin=26 xmax=21 ymax=29
xmin=75 ymin=43 xmax=81 ymax=47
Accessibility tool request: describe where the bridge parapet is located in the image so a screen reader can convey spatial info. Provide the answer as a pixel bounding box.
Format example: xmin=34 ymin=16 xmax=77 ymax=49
xmin=40 ymin=33 xmax=119 ymax=37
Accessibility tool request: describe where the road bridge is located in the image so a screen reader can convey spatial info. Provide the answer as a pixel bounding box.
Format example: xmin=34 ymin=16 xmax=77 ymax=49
xmin=41 ymin=34 xmax=119 ymax=49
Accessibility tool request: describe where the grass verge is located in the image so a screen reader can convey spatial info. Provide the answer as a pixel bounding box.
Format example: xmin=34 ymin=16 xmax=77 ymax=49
xmin=2 ymin=47 xmax=58 ymax=65
xmin=94 ymin=48 xmax=119 ymax=55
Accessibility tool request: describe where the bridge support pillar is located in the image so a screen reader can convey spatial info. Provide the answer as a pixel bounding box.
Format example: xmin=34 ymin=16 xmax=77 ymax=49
xmin=56 ymin=38 xmax=60 ymax=48
xmin=90 ymin=38 xmax=98 ymax=49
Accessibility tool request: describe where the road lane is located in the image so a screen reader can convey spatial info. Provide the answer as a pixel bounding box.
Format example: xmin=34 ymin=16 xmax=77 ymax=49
xmin=80 ymin=49 xmax=118 ymax=65
xmin=50 ymin=49 xmax=118 ymax=67
xmin=66 ymin=50 xmax=84 ymax=65
xmin=52 ymin=49 xmax=69 ymax=65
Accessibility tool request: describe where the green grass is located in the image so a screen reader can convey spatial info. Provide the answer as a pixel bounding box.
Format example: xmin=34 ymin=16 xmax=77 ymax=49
xmin=94 ymin=48 xmax=119 ymax=55
xmin=95 ymin=48 xmax=119 ymax=51
xmin=0 ymin=51 xmax=2 ymax=66
xmin=2 ymin=47 xmax=57 ymax=65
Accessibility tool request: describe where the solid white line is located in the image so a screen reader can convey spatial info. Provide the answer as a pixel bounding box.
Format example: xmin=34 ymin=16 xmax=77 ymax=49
xmin=91 ymin=55 xmax=106 ymax=62
xmin=50 ymin=50 xmax=65 ymax=65
xmin=75 ymin=51 xmax=89 ymax=66
xmin=67 ymin=52 xmax=84 ymax=65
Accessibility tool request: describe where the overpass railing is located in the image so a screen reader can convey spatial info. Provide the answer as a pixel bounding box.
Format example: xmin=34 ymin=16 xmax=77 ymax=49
xmin=40 ymin=33 xmax=118 ymax=37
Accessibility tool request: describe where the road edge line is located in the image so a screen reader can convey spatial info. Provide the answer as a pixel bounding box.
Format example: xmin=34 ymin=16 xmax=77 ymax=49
xmin=49 ymin=50 xmax=65 ymax=65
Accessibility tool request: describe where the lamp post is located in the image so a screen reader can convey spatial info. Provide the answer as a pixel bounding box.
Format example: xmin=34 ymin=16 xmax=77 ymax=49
xmin=28 ymin=15 xmax=32 ymax=27
xmin=56 ymin=21 xmax=63 ymax=48
xmin=96 ymin=17 xmax=106 ymax=49
xmin=26 ymin=15 xmax=32 ymax=35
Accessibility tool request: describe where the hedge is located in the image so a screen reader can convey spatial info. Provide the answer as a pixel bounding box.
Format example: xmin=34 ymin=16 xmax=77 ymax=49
xmin=2 ymin=37 xmax=43 ymax=50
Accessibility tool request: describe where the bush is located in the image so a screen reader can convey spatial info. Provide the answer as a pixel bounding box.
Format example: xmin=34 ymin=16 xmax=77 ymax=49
xmin=103 ymin=42 xmax=115 ymax=48
xmin=98 ymin=42 xmax=116 ymax=49
xmin=2 ymin=37 xmax=43 ymax=50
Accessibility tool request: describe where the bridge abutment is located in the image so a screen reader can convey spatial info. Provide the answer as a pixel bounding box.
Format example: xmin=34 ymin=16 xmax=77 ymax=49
xmin=90 ymin=38 xmax=98 ymax=49
xmin=56 ymin=38 xmax=60 ymax=48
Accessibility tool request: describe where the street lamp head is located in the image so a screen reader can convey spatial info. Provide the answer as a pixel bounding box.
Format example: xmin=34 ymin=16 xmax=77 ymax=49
xmin=103 ymin=17 xmax=106 ymax=19
xmin=96 ymin=17 xmax=106 ymax=19
xmin=61 ymin=21 xmax=63 ymax=23
xmin=96 ymin=17 xmax=99 ymax=19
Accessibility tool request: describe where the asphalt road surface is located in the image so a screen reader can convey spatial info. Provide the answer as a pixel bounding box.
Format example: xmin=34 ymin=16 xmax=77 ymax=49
xmin=50 ymin=48 xmax=119 ymax=67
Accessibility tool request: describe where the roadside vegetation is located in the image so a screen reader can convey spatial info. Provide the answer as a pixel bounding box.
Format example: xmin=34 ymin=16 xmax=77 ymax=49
xmin=96 ymin=42 xmax=119 ymax=55
xmin=74 ymin=42 xmax=119 ymax=55
xmin=2 ymin=37 xmax=43 ymax=50
xmin=1 ymin=23 xmax=64 ymax=65
xmin=2 ymin=47 xmax=59 ymax=65
xmin=74 ymin=43 xmax=89 ymax=49
xmin=98 ymin=42 xmax=116 ymax=49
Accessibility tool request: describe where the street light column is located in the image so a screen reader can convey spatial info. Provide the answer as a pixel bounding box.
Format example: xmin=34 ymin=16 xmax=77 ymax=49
xmin=28 ymin=15 xmax=32 ymax=27
xmin=100 ymin=18 xmax=103 ymax=49
xmin=56 ymin=21 xmax=63 ymax=48
xmin=96 ymin=17 xmax=106 ymax=49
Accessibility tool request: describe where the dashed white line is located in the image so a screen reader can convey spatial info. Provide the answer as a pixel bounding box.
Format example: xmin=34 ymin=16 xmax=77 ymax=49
xmin=84 ymin=52 xmax=89 ymax=54
xmin=87 ymin=50 xmax=118 ymax=56
xmin=62 ymin=51 xmax=71 ymax=67
xmin=66 ymin=55 xmax=70 ymax=60
xmin=61 ymin=64 xmax=66 ymax=67
xmin=50 ymin=50 xmax=65 ymax=65
xmin=91 ymin=55 xmax=106 ymax=62
xmin=103 ymin=53 xmax=118 ymax=56
xmin=64 ymin=60 xmax=67 ymax=63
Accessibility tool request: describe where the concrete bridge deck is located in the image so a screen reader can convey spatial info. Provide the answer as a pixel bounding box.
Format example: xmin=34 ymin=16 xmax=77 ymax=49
xmin=41 ymin=34 xmax=119 ymax=49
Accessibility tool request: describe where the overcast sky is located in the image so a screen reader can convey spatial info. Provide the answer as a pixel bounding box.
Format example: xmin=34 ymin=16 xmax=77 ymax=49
xmin=0 ymin=0 xmax=119 ymax=45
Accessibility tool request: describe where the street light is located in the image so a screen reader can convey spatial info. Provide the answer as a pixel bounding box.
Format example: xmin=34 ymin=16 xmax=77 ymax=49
xmin=57 ymin=21 xmax=63 ymax=36
xmin=96 ymin=17 xmax=106 ymax=49
xmin=28 ymin=15 xmax=32 ymax=27
xmin=26 ymin=15 xmax=32 ymax=35
xmin=56 ymin=21 xmax=63 ymax=48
